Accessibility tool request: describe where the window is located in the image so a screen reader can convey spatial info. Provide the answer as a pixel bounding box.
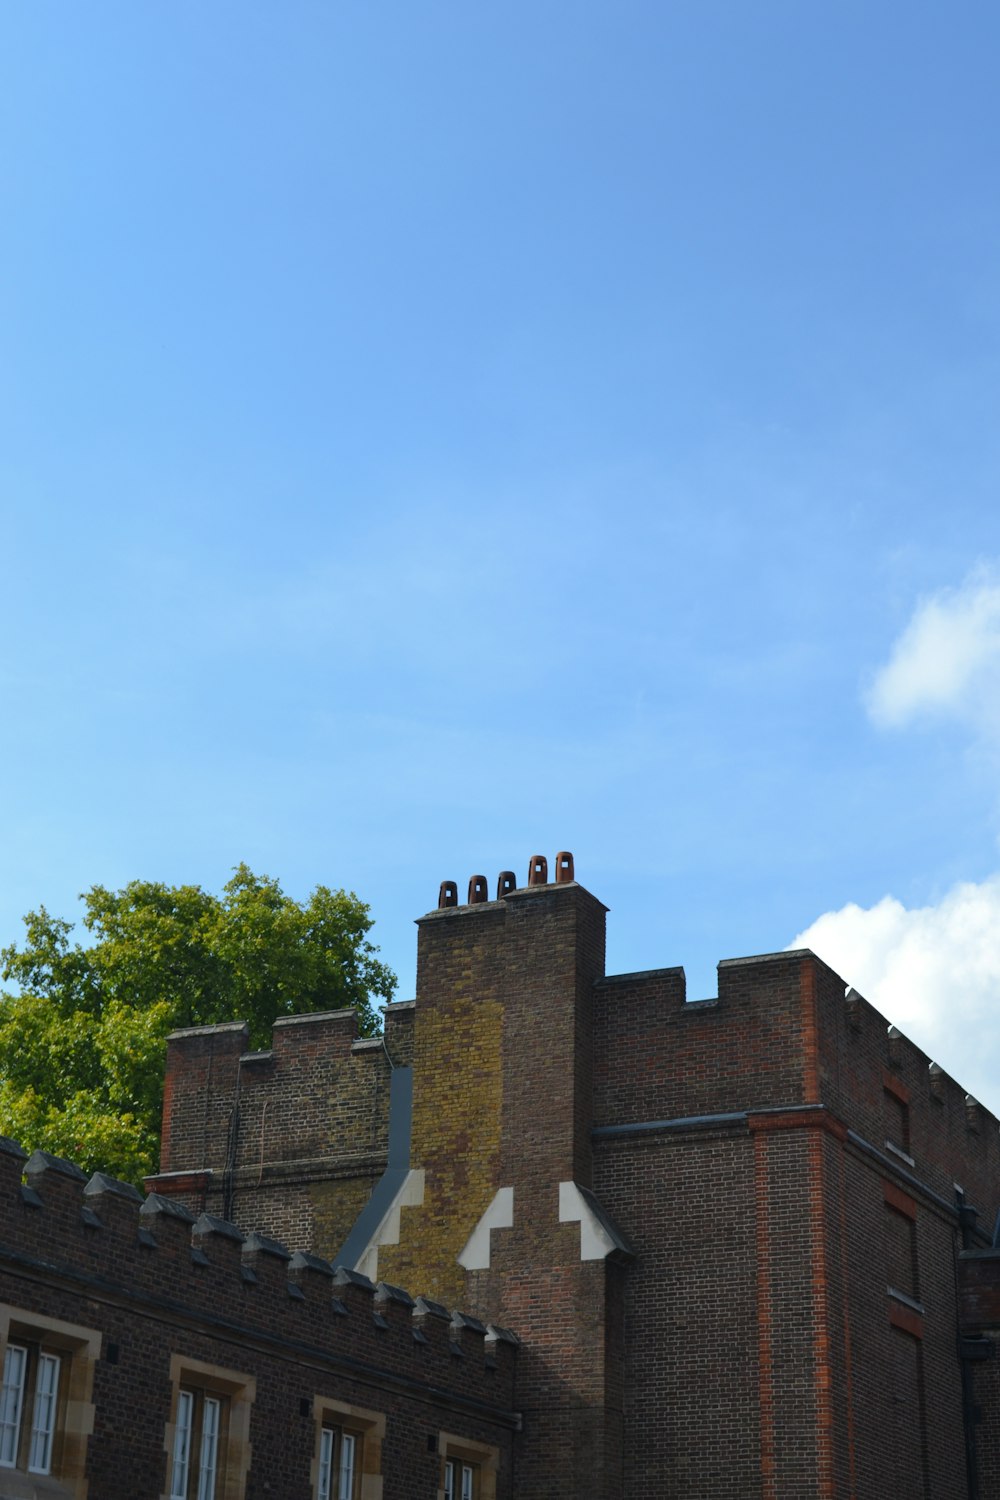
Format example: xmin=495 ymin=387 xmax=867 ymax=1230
xmin=163 ymin=1356 xmax=255 ymax=1500
xmin=437 ymin=1433 xmax=498 ymax=1500
xmin=317 ymin=1425 xmax=356 ymax=1500
xmin=885 ymin=1090 xmax=910 ymax=1152
xmin=169 ymin=1388 xmax=224 ymax=1500
xmin=444 ymin=1456 xmax=477 ymax=1500
xmin=883 ymin=1073 xmax=913 ymax=1162
xmin=1 ymin=1341 xmax=61 ymax=1474
xmin=886 ymin=1205 xmax=919 ymax=1303
xmin=0 ymin=1305 xmax=100 ymax=1500
xmin=311 ymin=1397 xmax=383 ymax=1500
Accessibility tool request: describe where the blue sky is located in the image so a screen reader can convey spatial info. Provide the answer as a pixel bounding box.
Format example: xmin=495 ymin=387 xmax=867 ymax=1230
xmin=4 ymin=5 xmax=1000 ymax=1102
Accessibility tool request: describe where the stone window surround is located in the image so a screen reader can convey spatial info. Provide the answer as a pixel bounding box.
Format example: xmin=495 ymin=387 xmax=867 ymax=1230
xmin=437 ymin=1430 xmax=499 ymax=1500
xmin=161 ymin=1354 xmax=255 ymax=1500
xmin=310 ymin=1396 xmax=385 ymax=1500
xmin=0 ymin=1302 xmax=101 ymax=1500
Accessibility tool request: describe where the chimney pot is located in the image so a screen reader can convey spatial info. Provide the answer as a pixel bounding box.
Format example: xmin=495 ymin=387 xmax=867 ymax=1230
xmin=496 ymin=871 xmax=517 ymax=899
xmin=438 ymin=880 xmax=458 ymax=909
xmin=528 ymin=855 xmax=548 ymax=886
xmin=468 ymin=875 xmax=488 ymax=905
xmin=555 ymin=851 xmax=574 ymax=883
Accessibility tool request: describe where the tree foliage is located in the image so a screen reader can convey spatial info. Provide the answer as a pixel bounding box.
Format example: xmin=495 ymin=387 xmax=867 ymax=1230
xmin=0 ymin=866 xmax=396 ymax=1183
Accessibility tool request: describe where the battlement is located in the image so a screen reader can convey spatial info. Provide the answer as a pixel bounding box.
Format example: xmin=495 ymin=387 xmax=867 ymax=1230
xmin=0 ymin=1137 xmax=517 ymax=1396
xmin=160 ymin=1003 xmax=415 ymax=1171
xmin=817 ymin=967 xmax=1000 ymax=1215
xmin=0 ymin=1130 xmax=519 ymax=1500
xmin=594 ymin=945 xmax=1000 ymax=1219
xmin=152 ymin=1000 xmax=417 ymax=1256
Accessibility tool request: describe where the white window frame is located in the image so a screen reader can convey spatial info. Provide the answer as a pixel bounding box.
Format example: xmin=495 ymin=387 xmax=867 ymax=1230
xmin=28 ymin=1350 xmax=61 ymax=1474
xmin=337 ymin=1430 xmax=356 ymax=1500
xmin=318 ymin=1426 xmax=334 ymax=1500
xmin=197 ymin=1395 xmax=220 ymax=1500
xmin=170 ymin=1386 xmax=223 ymax=1500
xmin=0 ymin=1342 xmax=27 ymax=1468
xmin=170 ymin=1390 xmax=194 ymax=1499
xmin=0 ymin=1342 xmax=61 ymax=1475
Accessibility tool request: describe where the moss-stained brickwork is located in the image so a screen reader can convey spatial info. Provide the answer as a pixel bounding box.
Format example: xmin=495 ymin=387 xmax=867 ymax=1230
xmin=309 ymin=1174 xmax=378 ymax=1259
xmin=378 ymin=909 xmax=504 ymax=1306
xmin=379 ymin=885 xmax=607 ymax=1308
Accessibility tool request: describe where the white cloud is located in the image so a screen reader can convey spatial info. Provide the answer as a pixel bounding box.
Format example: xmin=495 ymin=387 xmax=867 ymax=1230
xmin=791 ymin=876 xmax=1000 ymax=1111
xmin=867 ymin=568 xmax=1000 ymax=733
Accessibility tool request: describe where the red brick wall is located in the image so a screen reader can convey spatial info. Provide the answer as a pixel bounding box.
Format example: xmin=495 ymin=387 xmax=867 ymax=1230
xmin=595 ymin=1122 xmax=761 ymax=1499
xmin=594 ymin=946 xmax=986 ymax=1498
xmin=592 ymin=951 xmax=809 ymax=1129
xmin=958 ymin=1251 xmax=1000 ymax=1497
xmin=810 ymin=960 xmax=1000 ymax=1214
xmin=153 ymin=1006 xmax=415 ymax=1259
xmin=153 ymin=871 xmax=1000 ymax=1500
xmin=968 ymin=1338 xmax=1000 ymax=1497
xmin=159 ymin=1020 xmax=248 ymax=1173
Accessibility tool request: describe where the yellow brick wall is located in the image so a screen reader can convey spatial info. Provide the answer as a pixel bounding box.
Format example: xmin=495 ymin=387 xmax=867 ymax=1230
xmin=378 ymin=911 xmax=505 ymax=1306
xmin=309 ymin=1176 xmax=377 ymax=1261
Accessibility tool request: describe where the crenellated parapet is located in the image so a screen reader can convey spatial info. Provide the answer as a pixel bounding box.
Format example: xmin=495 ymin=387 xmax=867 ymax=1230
xmin=593 ymin=946 xmax=1000 ymax=1223
xmin=0 ymin=1138 xmax=517 ymax=1402
xmin=0 ymin=1131 xmax=518 ymax=1500
xmin=812 ymin=972 xmax=1000 ymax=1215
xmin=149 ymin=1000 xmax=416 ymax=1258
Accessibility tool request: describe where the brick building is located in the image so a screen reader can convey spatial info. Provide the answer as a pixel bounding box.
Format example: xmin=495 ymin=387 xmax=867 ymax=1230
xmin=0 ymin=1137 xmax=517 ymax=1500
xmin=4 ymin=853 xmax=1000 ymax=1497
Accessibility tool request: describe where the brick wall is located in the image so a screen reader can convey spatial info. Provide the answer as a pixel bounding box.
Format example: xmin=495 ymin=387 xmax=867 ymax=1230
xmin=958 ymin=1248 xmax=1000 ymax=1497
xmin=151 ymin=1004 xmax=415 ymax=1261
xmin=0 ymin=1136 xmax=517 ymax=1500
xmin=810 ymin=958 xmax=1000 ymax=1214
xmin=595 ymin=1121 xmax=761 ymax=1498
xmin=377 ymin=900 xmax=507 ymax=1307
xmin=379 ymin=878 xmax=619 ymax=1498
xmin=153 ymin=859 xmax=1000 ymax=1499
xmin=159 ymin=1019 xmax=249 ymax=1174
xmin=592 ymin=951 xmax=809 ymax=1128
xmin=593 ymin=945 xmax=993 ymax=1498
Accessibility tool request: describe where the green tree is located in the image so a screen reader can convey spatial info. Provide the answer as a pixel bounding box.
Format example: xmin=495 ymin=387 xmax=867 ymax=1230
xmin=0 ymin=866 xmax=396 ymax=1183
